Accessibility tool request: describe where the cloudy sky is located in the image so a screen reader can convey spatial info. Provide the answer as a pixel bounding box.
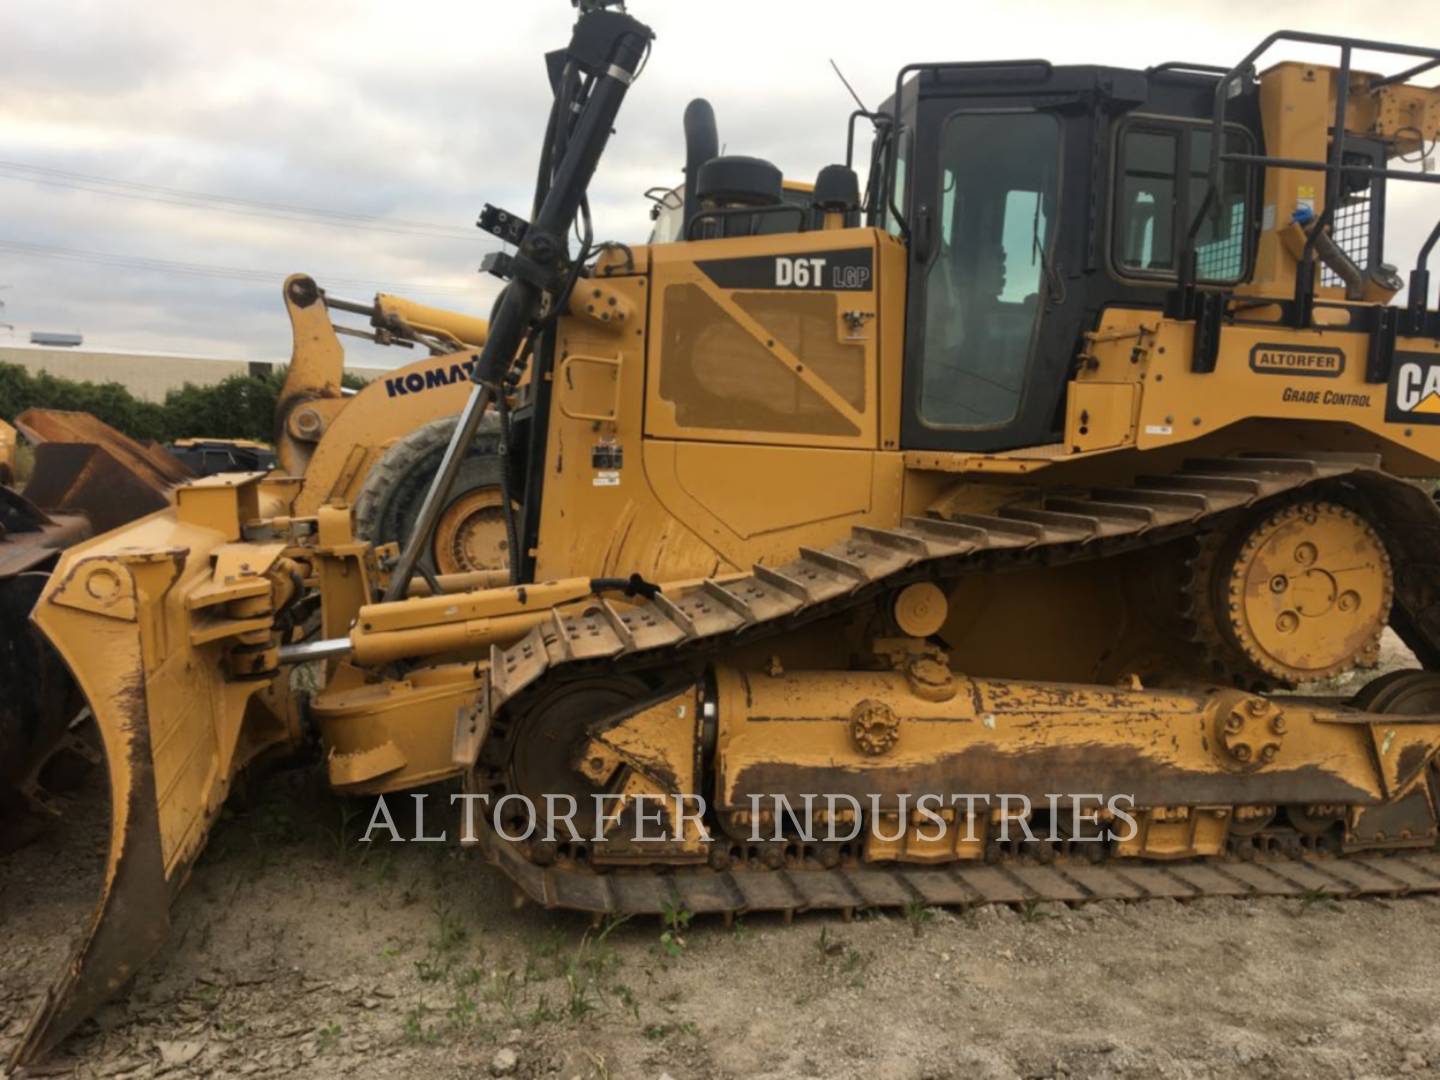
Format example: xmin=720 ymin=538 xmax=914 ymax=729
xmin=2 ymin=1 xmax=1439 ymax=367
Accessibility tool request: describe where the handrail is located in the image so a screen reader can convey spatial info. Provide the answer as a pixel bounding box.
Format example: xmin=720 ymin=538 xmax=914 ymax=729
xmin=1180 ymin=30 xmax=1440 ymax=328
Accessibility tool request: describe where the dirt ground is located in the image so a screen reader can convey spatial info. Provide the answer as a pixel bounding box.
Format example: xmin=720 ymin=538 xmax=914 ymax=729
xmin=5 ymin=635 xmax=1440 ymax=1080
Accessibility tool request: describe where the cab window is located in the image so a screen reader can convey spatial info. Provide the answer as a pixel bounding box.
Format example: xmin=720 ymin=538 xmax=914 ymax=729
xmin=920 ymin=111 xmax=1060 ymax=429
xmin=878 ymin=127 xmax=911 ymax=239
xmin=1113 ymin=120 xmax=1253 ymax=283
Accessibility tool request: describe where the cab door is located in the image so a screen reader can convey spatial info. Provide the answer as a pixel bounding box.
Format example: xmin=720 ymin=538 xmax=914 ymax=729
xmin=899 ymin=103 xmax=1067 ymax=453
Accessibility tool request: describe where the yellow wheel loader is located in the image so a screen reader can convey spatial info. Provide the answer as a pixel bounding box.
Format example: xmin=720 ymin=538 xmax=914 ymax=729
xmin=15 ymin=4 xmax=1440 ymax=1066
xmin=271 ymin=277 xmax=510 ymax=580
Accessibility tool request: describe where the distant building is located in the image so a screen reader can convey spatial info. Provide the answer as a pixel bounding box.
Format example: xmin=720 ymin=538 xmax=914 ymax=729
xmin=29 ymin=331 xmax=83 ymax=348
xmin=0 ymin=345 xmax=388 ymax=403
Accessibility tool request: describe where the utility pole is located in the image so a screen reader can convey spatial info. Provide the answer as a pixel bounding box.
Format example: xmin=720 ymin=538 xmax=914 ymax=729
xmin=0 ymin=286 xmax=12 ymax=334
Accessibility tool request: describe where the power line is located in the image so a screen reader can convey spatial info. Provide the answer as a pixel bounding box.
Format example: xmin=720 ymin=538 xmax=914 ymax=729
xmin=0 ymin=237 xmax=477 ymax=296
xmin=0 ymin=159 xmax=484 ymax=241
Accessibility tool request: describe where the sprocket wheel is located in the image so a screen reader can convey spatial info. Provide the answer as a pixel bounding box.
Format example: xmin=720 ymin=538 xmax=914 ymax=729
xmin=1187 ymin=501 xmax=1392 ymax=686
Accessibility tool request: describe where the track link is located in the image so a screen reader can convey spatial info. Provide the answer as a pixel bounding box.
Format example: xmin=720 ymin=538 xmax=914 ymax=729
xmin=474 ymin=820 xmax=1440 ymax=917
xmin=464 ymin=451 xmax=1440 ymax=912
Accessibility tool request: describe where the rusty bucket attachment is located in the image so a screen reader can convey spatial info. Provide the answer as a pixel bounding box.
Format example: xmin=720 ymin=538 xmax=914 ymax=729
xmin=1 ymin=410 xmax=194 ymax=834
xmin=14 ymin=408 xmax=191 ymax=533
xmin=0 ymin=418 xmax=16 ymax=486
xmin=0 ymin=479 xmax=97 ymax=843
xmin=8 ymin=474 xmax=305 ymax=1068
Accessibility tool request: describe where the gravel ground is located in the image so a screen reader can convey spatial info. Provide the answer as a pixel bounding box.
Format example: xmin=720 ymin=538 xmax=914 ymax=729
xmin=4 ymin=635 xmax=1440 ymax=1080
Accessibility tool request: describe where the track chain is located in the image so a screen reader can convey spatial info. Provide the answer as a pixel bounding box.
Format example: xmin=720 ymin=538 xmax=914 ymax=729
xmin=464 ymin=451 xmax=1440 ymax=913
xmin=473 ymin=820 xmax=1440 ymax=917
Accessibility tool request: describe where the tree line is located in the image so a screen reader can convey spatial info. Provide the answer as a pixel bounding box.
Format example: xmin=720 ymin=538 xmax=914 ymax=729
xmin=0 ymin=363 xmax=367 ymax=444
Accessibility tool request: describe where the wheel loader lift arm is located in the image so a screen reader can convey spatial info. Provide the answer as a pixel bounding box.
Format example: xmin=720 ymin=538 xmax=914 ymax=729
xmin=274 ymin=274 xmax=490 ymax=479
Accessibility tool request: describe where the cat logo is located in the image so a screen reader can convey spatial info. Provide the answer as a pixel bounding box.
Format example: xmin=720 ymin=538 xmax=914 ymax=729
xmin=1386 ymin=355 xmax=1440 ymax=424
xmin=1248 ymin=343 xmax=1344 ymax=378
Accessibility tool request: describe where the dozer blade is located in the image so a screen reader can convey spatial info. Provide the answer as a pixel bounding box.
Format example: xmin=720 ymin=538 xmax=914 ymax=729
xmin=10 ymin=669 xmax=171 ymax=1065
xmin=8 ymin=476 xmax=302 ymax=1068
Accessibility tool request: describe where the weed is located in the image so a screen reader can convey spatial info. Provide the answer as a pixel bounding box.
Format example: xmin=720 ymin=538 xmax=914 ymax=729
xmin=414 ymin=897 xmax=470 ymax=981
xmin=523 ymin=927 xmax=567 ymax=981
xmin=613 ymin=983 xmax=641 ymax=1022
xmin=527 ymin=993 xmax=562 ymax=1025
xmin=552 ymin=923 xmax=628 ymax=1023
xmin=414 ymin=956 xmax=449 ymax=983
xmin=330 ymin=799 xmax=372 ymax=861
xmin=642 ymin=1020 xmax=699 ymax=1041
xmin=814 ymin=926 xmax=868 ymax=987
xmin=191 ymin=981 xmax=224 ymax=1010
xmin=444 ymin=987 xmax=483 ymax=1033
xmin=317 ymin=1022 xmax=342 ymax=1053
xmin=659 ymin=900 xmax=692 ymax=958
xmin=454 ymin=964 xmax=486 ymax=989
xmin=260 ymin=799 xmax=298 ymax=841
xmin=564 ymin=972 xmax=595 ymax=1021
xmin=484 ymin=968 xmax=521 ymax=1020
xmin=816 ymin=926 xmax=841 ymax=958
xmin=402 ymin=1003 xmax=437 ymax=1044
xmin=1297 ymin=887 xmax=1342 ymax=914
xmin=594 ymin=912 xmax=633 ymax=945
xmin=1020 ymin=899 xmax=1057 ymax=924
xmin=432 ymin=898 xmax=469 ymax=955
xmin=904 ymin=900 xmax=936 ymax=936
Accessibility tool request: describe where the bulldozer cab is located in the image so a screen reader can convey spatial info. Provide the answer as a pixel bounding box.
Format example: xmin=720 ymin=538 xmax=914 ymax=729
xmin=883 ymin=61 xmax=1265 ymax=453
xmin=861 ymin=37 xmax=1438 ymax=459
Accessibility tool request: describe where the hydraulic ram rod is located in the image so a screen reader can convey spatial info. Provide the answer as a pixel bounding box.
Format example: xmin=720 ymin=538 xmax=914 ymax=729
xmin=383 ymin=8 xmax=652 ymax=602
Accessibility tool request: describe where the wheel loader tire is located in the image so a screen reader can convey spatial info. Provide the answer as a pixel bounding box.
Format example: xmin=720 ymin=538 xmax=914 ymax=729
xmin=351 ymin=413 xmax=511 ymax=577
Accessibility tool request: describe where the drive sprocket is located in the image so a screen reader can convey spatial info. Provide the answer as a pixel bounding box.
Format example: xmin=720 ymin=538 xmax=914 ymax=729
xmin=1186 ymin=501 xmax=1392 ymax=686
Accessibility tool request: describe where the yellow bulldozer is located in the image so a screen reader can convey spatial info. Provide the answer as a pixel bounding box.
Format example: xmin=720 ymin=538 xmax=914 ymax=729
xmin=14 ymin=3 xmax=1440 ymax=1066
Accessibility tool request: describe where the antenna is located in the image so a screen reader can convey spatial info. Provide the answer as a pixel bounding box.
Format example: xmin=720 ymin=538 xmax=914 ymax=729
xmin=829 ymin=59 xmax=870 ymax=114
